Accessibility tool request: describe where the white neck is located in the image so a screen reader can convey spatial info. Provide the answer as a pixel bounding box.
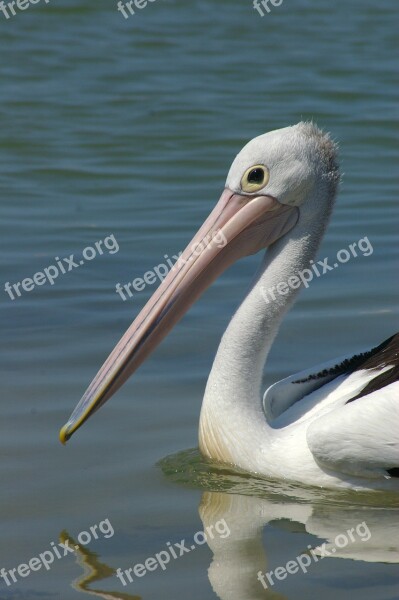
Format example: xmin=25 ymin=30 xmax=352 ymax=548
xmin=199 ymin=206 xmax=329 ymax=466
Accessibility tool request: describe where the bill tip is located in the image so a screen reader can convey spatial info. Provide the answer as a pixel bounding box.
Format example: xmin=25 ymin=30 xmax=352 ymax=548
xmin=59 ymin=424 xmax=71 ymax=445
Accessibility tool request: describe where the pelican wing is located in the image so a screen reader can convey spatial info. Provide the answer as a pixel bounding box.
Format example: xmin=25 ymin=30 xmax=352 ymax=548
xmin=264 ymin=333 xmax=399 ymax=418
xmin=263 ymin=349 xmax=374 ymax=420
xmin=306 ymin=380 xmax=399 ymax=479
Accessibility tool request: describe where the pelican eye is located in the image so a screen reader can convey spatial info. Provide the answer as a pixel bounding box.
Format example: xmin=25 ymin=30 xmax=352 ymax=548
xmin=241 ymin=165 xmax=269 ymax=193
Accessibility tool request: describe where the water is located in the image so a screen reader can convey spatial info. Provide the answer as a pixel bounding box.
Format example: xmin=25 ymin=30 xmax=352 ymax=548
xmin=1 ymin=0 xmax=398 ymax=598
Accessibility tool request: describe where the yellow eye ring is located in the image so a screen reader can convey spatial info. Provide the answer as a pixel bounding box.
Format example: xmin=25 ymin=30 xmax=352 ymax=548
xmin=241 ymin=165 xmax=269 ymax=193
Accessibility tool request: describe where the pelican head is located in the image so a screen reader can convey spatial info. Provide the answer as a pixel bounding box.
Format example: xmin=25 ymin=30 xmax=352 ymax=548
xmin=60 ymin=122 xmax=339 ymax=443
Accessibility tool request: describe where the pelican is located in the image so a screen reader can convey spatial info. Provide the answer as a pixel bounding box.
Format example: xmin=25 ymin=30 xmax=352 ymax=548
xmin=60 ymin=122 xmax=399 ymax=490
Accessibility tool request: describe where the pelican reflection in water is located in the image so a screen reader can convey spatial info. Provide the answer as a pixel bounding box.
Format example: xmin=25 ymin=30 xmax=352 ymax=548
xmin=64 ymin=485 xmax=399 ymax=599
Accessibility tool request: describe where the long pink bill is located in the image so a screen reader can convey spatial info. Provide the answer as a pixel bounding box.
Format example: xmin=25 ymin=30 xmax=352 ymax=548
xmin=59 ymin=189 xmax=298 ymax=443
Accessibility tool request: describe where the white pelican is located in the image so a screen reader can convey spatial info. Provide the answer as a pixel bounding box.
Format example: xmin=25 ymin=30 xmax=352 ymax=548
xmin=60 ymin=122 xmax=399 ymax=491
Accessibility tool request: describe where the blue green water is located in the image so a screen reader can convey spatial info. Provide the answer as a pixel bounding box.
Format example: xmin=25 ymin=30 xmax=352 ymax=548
xmin=1 ymin=0 xmax=398 ymax=598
